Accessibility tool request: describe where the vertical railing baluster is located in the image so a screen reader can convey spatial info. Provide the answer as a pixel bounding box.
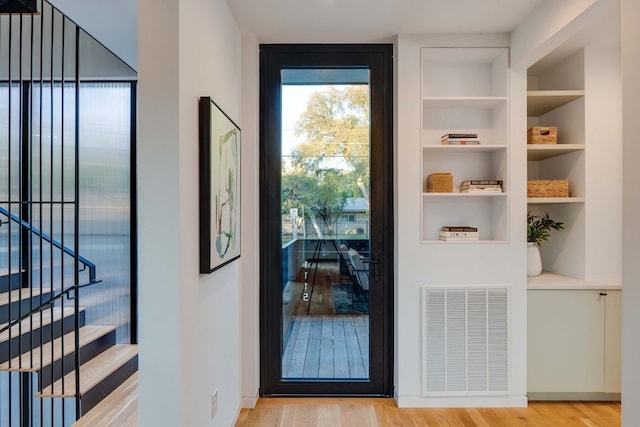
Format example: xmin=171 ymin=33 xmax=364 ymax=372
xmin=59 ymin=13 xmax=66 ymax=425
xmin=38 ymin=2 xmax=45 ymax=425
xmin=18 ymin=13 xmax=29 ymax=424
xmin=0 ymin=12 xmax=2 ymax=422
xmin=18 ymin=14 xmax=31 ymax=427
xmin=74 ymin=22 xmax=81 ymax=422
xmin=48 ymin=4 xmax=55 ymax=424
xmin=38 ymin=0 xmax=45 ymax=426
xmin=28 ymin=7 xmax=36 ymax=427
xmin=130 ymin=81 xmax=138 ymax=345
xmin=7 ymin=10 xmax=14 ymax=427
xmin=1 ymin=13 xmax=3 ymax=423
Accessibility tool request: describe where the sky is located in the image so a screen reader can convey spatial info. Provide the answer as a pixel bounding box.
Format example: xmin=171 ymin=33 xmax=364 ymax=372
xmin=281 ymin=85 xmax=319 ymax=156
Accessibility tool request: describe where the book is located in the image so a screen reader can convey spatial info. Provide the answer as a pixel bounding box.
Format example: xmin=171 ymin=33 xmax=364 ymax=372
xmin=441 ymin=226 xmax=478 ymax=232
xmin=440 ymin=231 xmax=479 ymax=238
xmin=460 ymin=180 xmax=503 ymax=186
xmin=460 ymin=187 xmax=502 ymax=193
xmin=460 ymin=185 xmax=502 ymax=190
xmin=441 ymin=133 xmax=478 ymax=139
xmin=439 ymin=235 xmax=480 ymax=241
xmin=460 ymin=183 xmax=503 ymax=191
xmin=441 ymin=139 xmax=481 ymax=145
xmin=460 ymin=183 xmax=502 ymax=188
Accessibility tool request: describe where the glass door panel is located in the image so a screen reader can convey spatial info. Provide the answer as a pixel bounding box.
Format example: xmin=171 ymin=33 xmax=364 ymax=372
xmin=280 ymin=70 xmax=371 ymax=380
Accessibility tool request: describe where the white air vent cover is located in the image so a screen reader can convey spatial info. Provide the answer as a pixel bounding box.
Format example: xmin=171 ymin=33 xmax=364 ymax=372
xmin=421 ymin=286 xmax=509 ymax=396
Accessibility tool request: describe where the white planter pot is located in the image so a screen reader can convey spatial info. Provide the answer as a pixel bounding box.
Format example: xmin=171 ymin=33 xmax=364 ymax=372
xmin=527 ymin=242 xmax=542 ymax=277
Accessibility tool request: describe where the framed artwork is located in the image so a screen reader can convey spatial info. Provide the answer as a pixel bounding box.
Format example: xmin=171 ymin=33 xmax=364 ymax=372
xmin=199 ymin=97 xmax=241 ymax=273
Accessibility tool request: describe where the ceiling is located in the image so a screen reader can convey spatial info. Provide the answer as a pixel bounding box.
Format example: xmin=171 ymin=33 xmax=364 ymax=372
xmin=49 ymin=0 xmax=619 ymax=73
xmin=226 ymin=0 xmax=546 ymax=43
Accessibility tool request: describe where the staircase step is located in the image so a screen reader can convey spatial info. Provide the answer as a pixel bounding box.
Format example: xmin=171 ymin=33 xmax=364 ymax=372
xmin=0 ymin=268 xmax=25 ymax=293
xmin=0 ymin=287 xmax=53 ymax=323
xmin=37 ymin=344 xmax=138 ymax=400
xmin=73 ymin=372 xmax=138 ymax=427
xmin=0 ymin=306 xmax=86 ymax=363
xmin=0 ymin=324 xmax=115 ymax=371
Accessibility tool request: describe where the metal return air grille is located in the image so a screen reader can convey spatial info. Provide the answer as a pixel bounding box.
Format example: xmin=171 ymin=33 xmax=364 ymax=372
xmin=421 ymin=286 xmax=509 ymax=395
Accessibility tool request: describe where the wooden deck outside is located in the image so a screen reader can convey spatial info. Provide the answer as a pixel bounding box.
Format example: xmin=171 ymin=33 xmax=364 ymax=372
xmin=280 ymin=259 xmax=371 ymax=379
xmin=282 ymin=315 xmax=369 ymax=379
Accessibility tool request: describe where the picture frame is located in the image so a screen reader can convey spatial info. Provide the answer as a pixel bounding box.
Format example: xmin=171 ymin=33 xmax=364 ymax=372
xmin=199 ymin=97 xmax=241 ymax=273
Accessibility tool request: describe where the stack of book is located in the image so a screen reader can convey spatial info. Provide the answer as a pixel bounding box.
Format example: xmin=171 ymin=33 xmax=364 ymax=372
xmin=439 ymin=226 xmax=479 ymax=241
xmin=441 ymin=133 xmax=481 ymax=145
xmin=460 ymin=180 xmax=503 ymax=193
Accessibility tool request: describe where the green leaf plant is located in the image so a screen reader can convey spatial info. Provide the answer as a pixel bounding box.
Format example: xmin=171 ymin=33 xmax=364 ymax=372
xmin=527 ymin=211 xmax=564 ymax=246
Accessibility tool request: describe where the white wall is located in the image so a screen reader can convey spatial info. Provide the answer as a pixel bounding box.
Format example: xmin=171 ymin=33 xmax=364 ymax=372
xmin=138 ymin=0 xmax=243 ymax=425
xmin=49 ymin=0 xmax=138 ymax=70
xmin=584 ymin=47 xmax=622 ymax=282
xmin=510 ymin=0 xmax=597 ymax=69
xmin=239 ymin=34 xmax=260 ymax=408
xmin=621 ymin=0 xmax=640 ymax=423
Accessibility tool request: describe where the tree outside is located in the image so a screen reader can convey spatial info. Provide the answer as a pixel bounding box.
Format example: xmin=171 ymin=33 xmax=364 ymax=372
xmin=282 ymin=85 xmax=370 ymax=240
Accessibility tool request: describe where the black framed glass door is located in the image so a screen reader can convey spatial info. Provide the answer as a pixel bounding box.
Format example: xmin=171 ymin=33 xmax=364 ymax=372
xmin=260 ymin=44 xmax=393 ymax=396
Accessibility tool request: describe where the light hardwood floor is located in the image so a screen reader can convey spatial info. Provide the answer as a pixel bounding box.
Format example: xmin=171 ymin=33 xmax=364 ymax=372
xmin=235 ymin=398 xmax=621 ymax=426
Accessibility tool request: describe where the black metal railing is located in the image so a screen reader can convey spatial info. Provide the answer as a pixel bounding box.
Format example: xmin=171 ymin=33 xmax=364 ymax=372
xmin=1 ymin=2 xmax=97 ymax=426
xmin=0 ymin=278 xmax=100 ymax=426
xmin=0 ymin=207 xmax=97 ymax=283
xmin=1 ymin=0 xmax=139 ymax=422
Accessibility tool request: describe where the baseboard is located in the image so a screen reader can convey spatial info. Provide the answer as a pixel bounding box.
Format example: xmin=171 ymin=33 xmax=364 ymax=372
xmin=242 ymin=393 xmax=259 ymax=408
xmin=528 ymin=392 xmax=621 ymax=401
xmin=396 ymin=395 xmax=528 ymax=408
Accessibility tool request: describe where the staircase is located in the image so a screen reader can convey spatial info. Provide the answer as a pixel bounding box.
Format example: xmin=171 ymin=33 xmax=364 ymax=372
xmin=1 ymin=0 xmax=139 ymax=424
xmin=0 ymin=270 xmax=138 ymax=426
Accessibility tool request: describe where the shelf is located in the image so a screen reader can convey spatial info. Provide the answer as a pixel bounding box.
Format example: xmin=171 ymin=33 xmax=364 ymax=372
xmin=423 ymin=96 xmax=507 ymax=109
xmin=422 ymin=144 xmax=507 ymax=153
xmin=421 ymin=47 xmax=509 ymax=245
xmin=423 ymin=144 xmax=507 ymax=153
xmin=527 ymin=197 xmax=584 ymax=204
xmin=527 ymin=90 xmax=585 ymax=117
xmin=423 ymin=192 xmax=506 ymax=198
xmin=527 ymin=144 xmax=584 ymax=161
xmin=527 ymin=272 xmax=621 ymax=290
xmin=422 ymin=239 xmax=508 ymax=245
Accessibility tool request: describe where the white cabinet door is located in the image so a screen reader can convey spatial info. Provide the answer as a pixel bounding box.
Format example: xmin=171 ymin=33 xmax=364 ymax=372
xmin=528 ymin=290 xmax=605 ymax=393
xmin=604 ymin=290 xmax=621 ymax=393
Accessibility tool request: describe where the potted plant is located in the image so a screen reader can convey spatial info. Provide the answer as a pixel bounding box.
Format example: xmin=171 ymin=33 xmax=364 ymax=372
xmin=527 ymin=211 xmax=564 ymax=276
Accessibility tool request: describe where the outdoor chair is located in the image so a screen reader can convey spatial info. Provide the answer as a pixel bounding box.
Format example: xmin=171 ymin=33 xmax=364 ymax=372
xmin=347 ymin=248 xmax=370 ymax=292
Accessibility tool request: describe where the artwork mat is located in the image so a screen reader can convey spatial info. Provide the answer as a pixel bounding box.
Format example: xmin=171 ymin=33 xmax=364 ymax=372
xmin=199 ymin=97 xmax=241 ymax=273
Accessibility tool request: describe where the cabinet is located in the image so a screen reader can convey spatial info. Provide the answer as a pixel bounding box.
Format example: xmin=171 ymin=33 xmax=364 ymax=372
xmin=527 ymin=287 xmax=621 ymax=399
xmin=421 ymin=47 xmax=509 ymax=243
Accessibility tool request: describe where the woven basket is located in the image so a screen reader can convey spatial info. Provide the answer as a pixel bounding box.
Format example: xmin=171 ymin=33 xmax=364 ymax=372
xmin=527 ymin=179 xmax=569 ymax=197
xmin=527 ymin=126 xmax=557 ymax=144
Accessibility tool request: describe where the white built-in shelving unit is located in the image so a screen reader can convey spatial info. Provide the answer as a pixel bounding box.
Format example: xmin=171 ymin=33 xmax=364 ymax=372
xmin=526 ymin=47 xmax=622 ymax=399
xmin=421 ymin=47 xmax=509 ymax=243
xmin=526 ymin=50 xmax=588 ymax=279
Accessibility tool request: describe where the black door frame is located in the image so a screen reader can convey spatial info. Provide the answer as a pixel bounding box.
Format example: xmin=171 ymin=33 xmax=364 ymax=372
xmin=259 ymin=44 xmax=394 ymax=396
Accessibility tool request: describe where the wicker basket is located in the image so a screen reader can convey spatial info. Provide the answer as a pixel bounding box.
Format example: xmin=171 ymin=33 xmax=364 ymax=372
xmin=426 ymin=172 xmax=453 ymax=193
xmin=527 ymin=179 xmax=569 ymax=197
xmin=527 ymin=126 xmax=558 ymax=144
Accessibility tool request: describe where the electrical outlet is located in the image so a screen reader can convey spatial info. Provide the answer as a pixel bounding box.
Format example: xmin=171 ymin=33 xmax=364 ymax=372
xmin=211 ymin=390 xmax=218 ymax=418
